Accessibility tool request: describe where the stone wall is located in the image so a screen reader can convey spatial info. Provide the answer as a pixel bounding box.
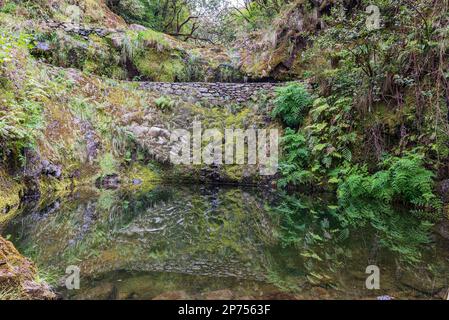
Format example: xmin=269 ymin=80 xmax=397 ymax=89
xmin=44 ymin=21 xmax=122 ymax=39
xmin=139 ymin=82 xmax=286 ymax=104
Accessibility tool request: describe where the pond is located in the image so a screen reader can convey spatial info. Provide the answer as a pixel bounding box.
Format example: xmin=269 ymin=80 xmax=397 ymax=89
xmin=2 ymin=185 xmax=449 ymax=300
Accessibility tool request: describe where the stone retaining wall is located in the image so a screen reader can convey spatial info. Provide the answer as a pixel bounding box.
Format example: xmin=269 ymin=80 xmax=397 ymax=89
xmin=139 ymin=82 xmax=286 ymax=104
xmin=43 ymin=21 xmax=123 ymax=38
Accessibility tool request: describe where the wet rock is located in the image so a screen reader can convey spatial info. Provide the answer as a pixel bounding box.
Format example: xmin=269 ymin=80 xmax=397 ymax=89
xmin=200 ymin=165 xmax=222 ymax=182
xmin=153 ymin=290 xmax=190 ymax=300
xmin=38 ymin=200 xmax=61 ymax=217
xmin=202 ymin=289 xmax=234 ymax=300
xmin=76 ymin=119 xmax=100 ymax=164
xmin=140 ymin=82 xmax=288 ymax=105
xmin=95 ymin=174 xmax=121 ymax=190
xmin=22 ymin=148 xmax=43 ymax=178
xmin=69 ymin=169 xmax=81 ymax=180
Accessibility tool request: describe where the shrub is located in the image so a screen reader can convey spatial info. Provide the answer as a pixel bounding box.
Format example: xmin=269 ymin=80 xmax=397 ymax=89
xmin=337 ymin=153 xmax=441 ymax=213
xmin=278 ymin=128 xmax=315 ymax=187
xmin=272 ymin=83 xmax=312 ymax=128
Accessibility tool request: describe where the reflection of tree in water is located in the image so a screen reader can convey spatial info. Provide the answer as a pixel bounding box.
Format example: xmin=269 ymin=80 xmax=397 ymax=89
xmin=269 ymin=192 xmax=449 ymax=295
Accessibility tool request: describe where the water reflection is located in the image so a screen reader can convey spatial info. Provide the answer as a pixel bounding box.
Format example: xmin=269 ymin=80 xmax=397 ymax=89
xmin=3 ymin=185 xmax=449 ymax=300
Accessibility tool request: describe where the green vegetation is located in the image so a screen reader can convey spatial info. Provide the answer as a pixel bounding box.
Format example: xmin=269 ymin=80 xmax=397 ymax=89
xmin=1 ymin=0 xmax=449 ymax=301
xmin=154 ymin=96 xmax=176 ymax=111
xmin=272 ymin=83 xmax=313 ymax=128
xmin=272 ymin=0 xmax=447 ymax=220
xmin=0 ymin=32 xmax=44 ymax=165
xmin=278 ymin=96 xmax=356 ymax=188
xmin=338 ymin=153 xmax=441 ymax=213
xmin=272 ymin=191 xmax=435 ymax=269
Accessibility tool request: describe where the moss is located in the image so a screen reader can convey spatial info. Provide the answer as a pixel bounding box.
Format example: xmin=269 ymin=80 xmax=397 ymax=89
xmin=224 ymin=165 xmax=244 ymax=182
xmin=98 ymin=153 xmax=119 ymax=177
xmin=83 ymin=35 xmax=125 ymax=79
xmin=137 ymin=29 xmax=171 ymax=49
xmin=0 ymin=236 xmax=55 ymax=300
xmin=133 ymin=48 xmax=186 ymax=82
xmin=122 ymin=163 xmax=161 ymax=189
xmin=0 ymin=173 xmax=22 ymax=225
xmin=225 ymin=108 xmax=251 ymax=128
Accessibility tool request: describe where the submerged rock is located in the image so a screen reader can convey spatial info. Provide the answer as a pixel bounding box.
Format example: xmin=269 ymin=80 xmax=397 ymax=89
xmin=35 ymin=41 xmax=51 ymax=51
xmin=153 ymin=290 xmax=190 ymax=300
xmin=399 ymin=271 xmax=447 ymax=296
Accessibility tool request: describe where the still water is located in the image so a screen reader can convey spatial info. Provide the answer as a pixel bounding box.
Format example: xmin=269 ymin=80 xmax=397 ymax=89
xmin=3 ymin=185 xmax=449 ymax=300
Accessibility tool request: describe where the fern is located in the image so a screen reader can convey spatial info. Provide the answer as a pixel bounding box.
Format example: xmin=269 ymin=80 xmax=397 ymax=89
xmin=272 ymin=83 xmax=312 ymax=128
xmin=337 ymin=153 xmax=442 ymax=216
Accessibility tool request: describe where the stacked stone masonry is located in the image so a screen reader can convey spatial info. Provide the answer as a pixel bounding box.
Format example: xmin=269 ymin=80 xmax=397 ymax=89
xmin=139 ymin=82 xmax=289 ymax=104
xmin=44 ymin=22 xmax=124 ymax=38
xmin=42 ymin=22 xmax=306 ymax=104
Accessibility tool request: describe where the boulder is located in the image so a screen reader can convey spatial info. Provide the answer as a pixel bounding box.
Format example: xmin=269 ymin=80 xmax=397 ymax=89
xmin=121 ymin=112 xmax=143 ymax=125
xmin=129 ymin=24 xmax=147 ymax=31
xmin=129 ymin=125 xmax=150 ymax=138
xmin=148 ymin=127 xmax=170 ymax=139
